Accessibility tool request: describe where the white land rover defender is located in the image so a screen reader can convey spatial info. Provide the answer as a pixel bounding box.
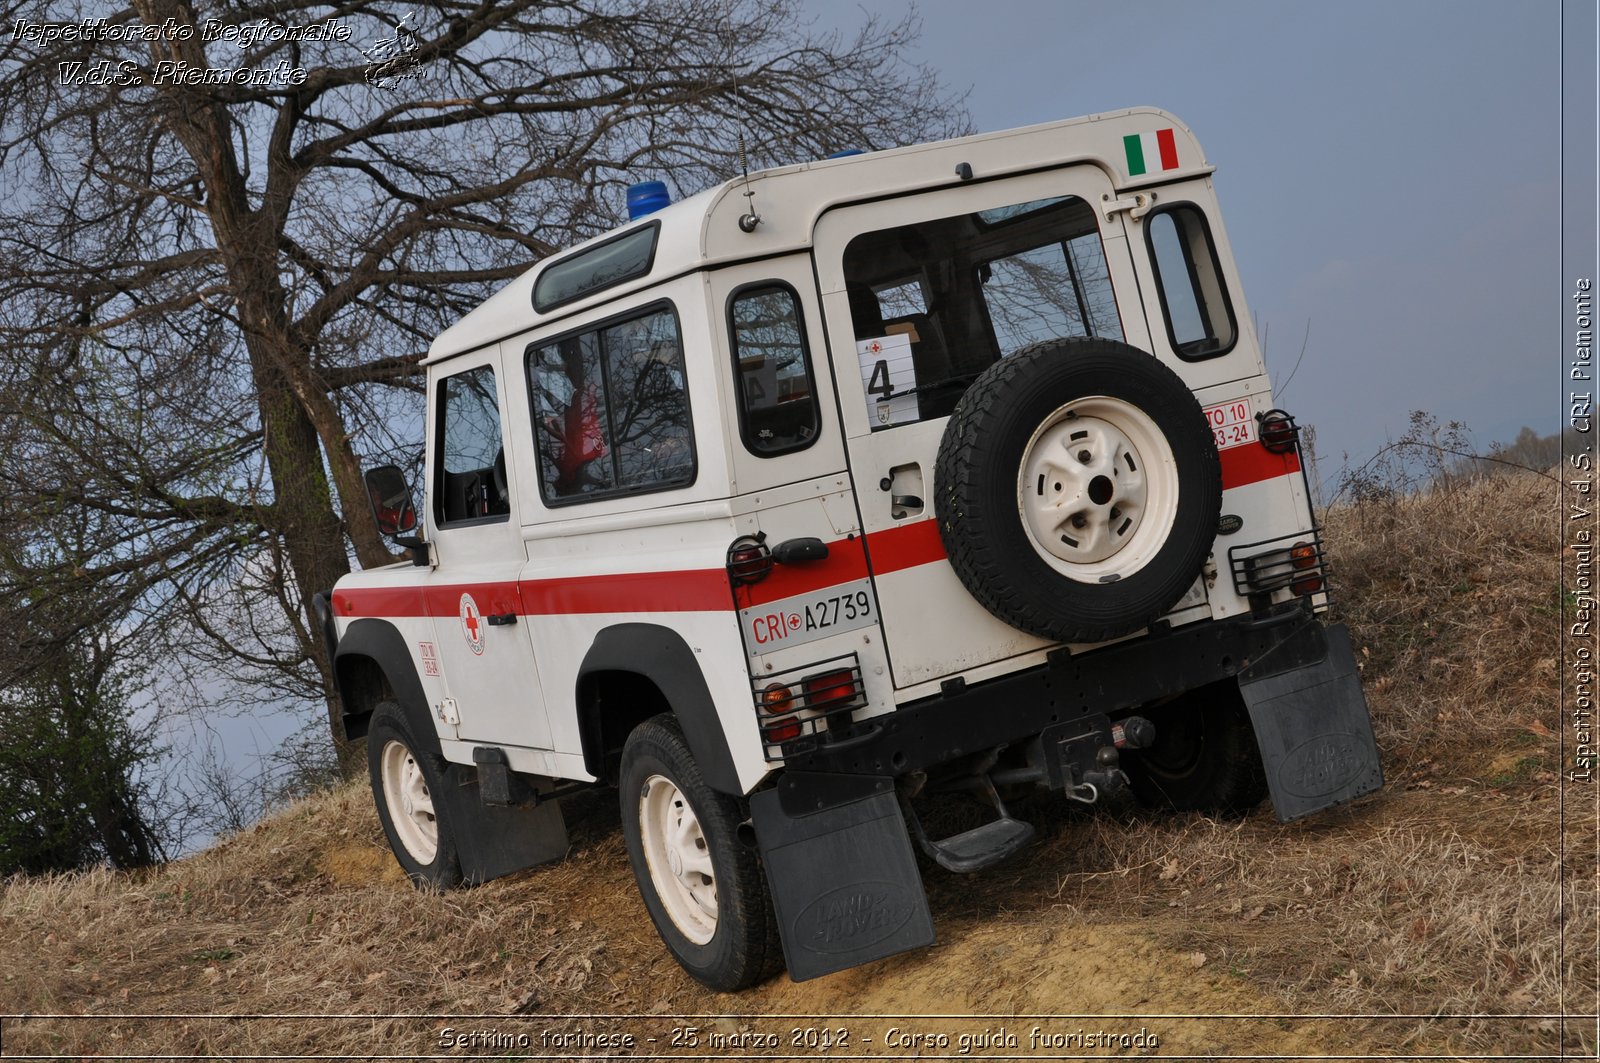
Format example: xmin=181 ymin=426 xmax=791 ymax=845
xmin=317 ymin=109 xmax=1383 ymax=989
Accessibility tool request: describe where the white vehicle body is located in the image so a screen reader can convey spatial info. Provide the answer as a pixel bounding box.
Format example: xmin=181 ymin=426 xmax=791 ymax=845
xmin=322 ymin=109 xmax=1381 ymax=987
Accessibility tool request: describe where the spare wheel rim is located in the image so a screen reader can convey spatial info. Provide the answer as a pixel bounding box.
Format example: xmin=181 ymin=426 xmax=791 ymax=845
xmin=1017 ymin=395 xmax=1181 ymax=584
xmin=639 ymin=774 xmax=718 ymax=944
xmin=380 ymin=739 xmax=439 ymax=864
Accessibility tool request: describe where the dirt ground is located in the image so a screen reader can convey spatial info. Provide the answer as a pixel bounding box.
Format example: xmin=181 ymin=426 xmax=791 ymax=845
xmin=0 ymin=771 xmax=1591 ymax=1060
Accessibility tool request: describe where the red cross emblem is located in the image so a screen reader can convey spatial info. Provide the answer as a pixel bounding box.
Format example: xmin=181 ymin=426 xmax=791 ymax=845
xmin=459 ymin=593 xmax=485 ymax=655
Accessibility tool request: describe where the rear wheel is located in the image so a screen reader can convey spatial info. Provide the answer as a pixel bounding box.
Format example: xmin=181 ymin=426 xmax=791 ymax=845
xmin=1122 ymin=682 xmax=1268 ymax=815
xmin=620 ymin=715 xmax=779 ymax=990
xmin=368 ymin=700 xmax=462 ymax=888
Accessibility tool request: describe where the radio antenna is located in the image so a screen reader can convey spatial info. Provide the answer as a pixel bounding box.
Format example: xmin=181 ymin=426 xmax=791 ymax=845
xmin=737 ymin=131 xmax=761 ymax=233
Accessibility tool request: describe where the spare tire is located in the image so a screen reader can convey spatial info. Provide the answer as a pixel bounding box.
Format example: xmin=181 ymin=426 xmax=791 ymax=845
xmin=934 ymin=337 xmax=1221 ymax=644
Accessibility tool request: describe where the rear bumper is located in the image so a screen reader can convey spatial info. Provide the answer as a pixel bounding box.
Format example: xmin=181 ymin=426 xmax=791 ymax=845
xmin=755 ymin=602 xmax=1382 ymax=982
xmin=783 ymin=601 xmax=1335 ymax=781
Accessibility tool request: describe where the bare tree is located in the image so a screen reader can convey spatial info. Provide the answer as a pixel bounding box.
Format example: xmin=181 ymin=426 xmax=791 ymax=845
xmin=0 ymin=0 xmax=968 ymax=759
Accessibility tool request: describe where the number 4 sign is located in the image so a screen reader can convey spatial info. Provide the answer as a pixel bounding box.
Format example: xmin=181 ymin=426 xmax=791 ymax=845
xmin=856 ymin=334 xmax=919 ymax=429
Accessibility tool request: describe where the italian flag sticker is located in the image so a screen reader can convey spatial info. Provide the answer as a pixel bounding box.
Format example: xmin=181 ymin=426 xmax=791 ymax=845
xmin=1124 ymin=129 xmax=1179 ymax=176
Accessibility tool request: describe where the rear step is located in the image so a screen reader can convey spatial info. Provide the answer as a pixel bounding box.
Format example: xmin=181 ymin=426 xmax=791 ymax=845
xmin=900 ymin=777 xmax=1035 ymax=874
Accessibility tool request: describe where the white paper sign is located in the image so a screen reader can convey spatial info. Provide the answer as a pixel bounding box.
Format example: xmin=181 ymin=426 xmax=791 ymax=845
xmin=856 ymin=333 xmax=919 ymax=428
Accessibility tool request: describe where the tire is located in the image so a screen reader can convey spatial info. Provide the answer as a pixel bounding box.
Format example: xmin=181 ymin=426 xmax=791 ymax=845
xmin=935 ymin=337 xmax=1222 ymax=644
xmin=1122 ymin=682 xmax=1268 ymax=815
xmin=619 ymin=715 xmax=779 ymax=991
xmin=367 ymin=700 xmax=463 ymax=889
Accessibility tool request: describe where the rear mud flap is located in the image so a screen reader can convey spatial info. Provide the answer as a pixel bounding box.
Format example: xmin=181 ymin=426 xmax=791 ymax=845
xmin=1240 ymin=622 xmax=1383 ymax=822
xmin=440 ymin=763 xmax=570 ymax=884
xmin=750 ymin=783 xmax=934 ymax=982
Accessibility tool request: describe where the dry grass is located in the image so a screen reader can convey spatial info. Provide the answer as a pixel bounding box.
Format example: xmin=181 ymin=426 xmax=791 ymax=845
xmin=1324 ymin=470 xmax=1562 ymax=767
xmin=1 ymin=469 xmax=1592 ymax=1058
xmin=0 ymin=786 xmax=663 ymax=1056
xmin=1016 ymin=470 xmax=1593 ymax=1052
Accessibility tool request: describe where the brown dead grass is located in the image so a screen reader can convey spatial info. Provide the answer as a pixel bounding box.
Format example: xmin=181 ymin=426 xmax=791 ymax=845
xmin=1 ymin=470 xmax=1593 ymax=1059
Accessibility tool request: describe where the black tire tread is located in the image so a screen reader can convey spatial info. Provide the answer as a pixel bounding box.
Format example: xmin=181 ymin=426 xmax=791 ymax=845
xmin=935 ymin=338 xmax=1222 ymax=644
xmin=1124 ymin=686 xmax=1268 ymax=815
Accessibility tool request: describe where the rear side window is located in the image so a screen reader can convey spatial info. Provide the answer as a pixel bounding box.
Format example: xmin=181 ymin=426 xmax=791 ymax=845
xmin=527 ymin=304 xmax=695 ymax=504
xmin=728 ymin=283 xmax=820 ymax=455
xmin=1145 ymin=205 xmax=1236 ymax=360
xmin=436 ymin=365 xmax=509 ymax=524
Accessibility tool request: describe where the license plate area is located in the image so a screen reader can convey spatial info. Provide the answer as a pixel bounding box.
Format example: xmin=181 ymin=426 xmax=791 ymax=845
xmin=738 ymin=577 xmax=878 ymax=658
xmin=1204 ymin=398 xmax=1256 ymax=450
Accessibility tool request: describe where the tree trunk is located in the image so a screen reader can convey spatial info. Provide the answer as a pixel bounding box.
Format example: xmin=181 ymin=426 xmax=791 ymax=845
xmin=240 ymin=298 xmax=359 ymax=763
xmin=132 ymin=0 xmax=362 ymax=761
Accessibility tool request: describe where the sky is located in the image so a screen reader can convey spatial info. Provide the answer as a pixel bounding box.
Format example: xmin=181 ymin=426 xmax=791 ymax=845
xmin=800 ymin=0 xmax=1575 ymax=477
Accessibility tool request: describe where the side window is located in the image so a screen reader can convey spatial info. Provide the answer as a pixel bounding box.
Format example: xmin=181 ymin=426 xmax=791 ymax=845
xmin=436 ymin=365 xmax=509 ymax=524
xmin=602 ymin=310 xmax=693 ymax=488
xmin=729 ymin=283 xmax=820 ymax=455
xmin=528 ymin=304 xmax=695 ymax=504
xmin=530 ymin=332 xmax=615 ymax=498
xmin=1145 ymin=205 xmax=1236 ymax=360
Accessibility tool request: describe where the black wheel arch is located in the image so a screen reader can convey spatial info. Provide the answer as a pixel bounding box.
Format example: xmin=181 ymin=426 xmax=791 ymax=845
xmin=577 ymin=623 xmax=742 ymax=795
xmin=334 ymin=617 xmax=433 ymax=745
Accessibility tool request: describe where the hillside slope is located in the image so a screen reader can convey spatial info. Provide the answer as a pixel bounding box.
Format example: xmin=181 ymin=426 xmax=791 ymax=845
xmin=2 ymin=471 xmax=1592 ymax=1058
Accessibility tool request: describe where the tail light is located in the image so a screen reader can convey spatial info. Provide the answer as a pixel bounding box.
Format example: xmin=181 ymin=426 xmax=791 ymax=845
xmin=1230 ymin=531 xmax=1330 ymax=600
xmin=1259 ymin=409 xmax=1300 ymax=454
xmin=760 ymin=682 xmax=801 ymax=743
xmin=802 ymin=669 xmax=858 ymax=713
xmin=1290 ymin=541 xmax=1324 ymax=596
xmin=750 ymin=655 xmax=868 ymax=761
xmin=726 ymin=535 xmax=772 ymax=585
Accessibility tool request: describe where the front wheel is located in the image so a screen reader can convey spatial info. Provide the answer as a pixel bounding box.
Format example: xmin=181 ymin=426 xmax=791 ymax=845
xmin=368 ymin=700 xmax=463 ymax=888
xmin=619 ymin=715 xmax=779 ymax=990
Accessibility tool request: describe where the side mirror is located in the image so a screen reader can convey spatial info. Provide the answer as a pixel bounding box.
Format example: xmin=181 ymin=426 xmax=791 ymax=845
xmin=364 ymin=465 xmax=418 ymax=537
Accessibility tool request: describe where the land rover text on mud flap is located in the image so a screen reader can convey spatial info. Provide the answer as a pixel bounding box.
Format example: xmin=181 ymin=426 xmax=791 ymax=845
xmin=317 ymin=110 xmax=1383 ymax=989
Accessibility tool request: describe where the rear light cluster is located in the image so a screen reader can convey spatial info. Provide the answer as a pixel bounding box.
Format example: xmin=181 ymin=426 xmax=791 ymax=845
xmin=726 ymin=534 xmax=772 ymax=586
xmin=752 ymin=655 xmax=868 ymax=760
xmin=1289 ymin=541 xmax=1323 ymax=596
xmin=1228 ymin=530 xmax=1330 ymax=601
xmin=1258 ymin=409 xmax=1301 ymax=455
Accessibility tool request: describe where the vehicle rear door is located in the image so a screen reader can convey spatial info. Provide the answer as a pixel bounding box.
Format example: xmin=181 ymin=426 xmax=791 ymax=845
xmin=812 ymin=166 xmax=1153 ymax=692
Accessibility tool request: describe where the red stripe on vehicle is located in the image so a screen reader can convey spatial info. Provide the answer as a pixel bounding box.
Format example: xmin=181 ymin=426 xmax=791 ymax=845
xmin=736 ymin=537 xmax=871 ymax=608
xmin=1156 ymin=127 xmax=1179 ymax=170
xmin=336 ymin=446 xmax=1301 ymax=624
xmin=421 ymin=582 xmax=523 ymax=618
xmin=332 ymin=585 xmax=427 ymax=618
xmin=334 ymin=569 xmax=731 ymax=620
xmin=1220 ymin=444 xmax=1301 ymax=490
xmin=864 ymin=519 xmax=948 ymax=574
xmin=523 ymin=569 xmax=732 ymax=614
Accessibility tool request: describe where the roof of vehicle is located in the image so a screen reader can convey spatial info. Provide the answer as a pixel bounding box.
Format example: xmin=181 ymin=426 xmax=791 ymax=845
xmin=426 ymin=107 xmax=1211 ymax=364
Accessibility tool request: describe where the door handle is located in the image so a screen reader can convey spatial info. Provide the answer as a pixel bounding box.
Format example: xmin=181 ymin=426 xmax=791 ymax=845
xmin=485 ymin=613 xmax=518 ymax=626
xmin=891 ymin=494 xmax=923 ymax=509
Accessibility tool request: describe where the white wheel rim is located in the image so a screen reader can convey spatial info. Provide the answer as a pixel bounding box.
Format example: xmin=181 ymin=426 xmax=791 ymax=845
xmin=1017 ymin=395 xmax=1181 ymax=583
xmin=638 ymin=774 xmax=718 ymax=945
xmin=380 ymin=740 xmax=438 ymax=864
